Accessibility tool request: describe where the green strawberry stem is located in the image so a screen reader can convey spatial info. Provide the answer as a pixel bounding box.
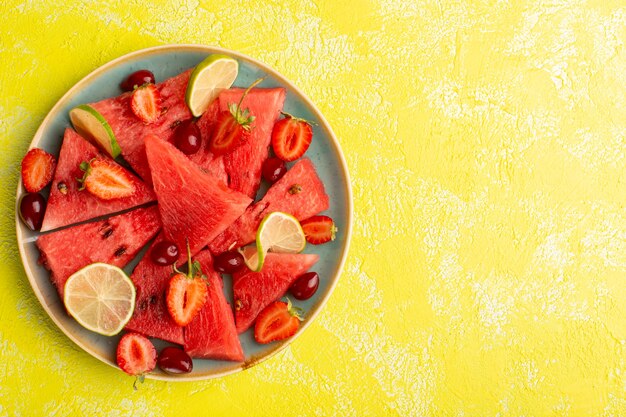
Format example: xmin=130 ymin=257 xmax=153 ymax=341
xmin=76 ymin=159 xmax=95 ymax=191
xmin=172 ymin=239 xmax=206 ymax=280
xmin=285 ymin=298 xmax=304 ymax=322
xmin=228 ymin=77 xmax=267 ymax=130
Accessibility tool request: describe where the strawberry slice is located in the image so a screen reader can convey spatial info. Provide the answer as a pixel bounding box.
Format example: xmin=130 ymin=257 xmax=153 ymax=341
xmin=21 ymin=148 xmax=57 ymax=193
xmin=254 ymin=299 xmax=303 ymax=344
xmin=271 ymin=113 xmax=313 ymax=161
xmin=209 ymin=109 xmax=253 ymax=156
xmin=300 ymin=215 xmax=337 ymax=244
xmin=209 ymin=78 xmax=264 ymax=156
xmin=78 ymin=158 xmax=136 ymax=200
xmin=166 ymin=245 xmax=208 ymax=326
xmin=131 ymin=83 xmax=161 ymax=123
xmin=116 ymin=332 xmax=156 ymax=384
xmin=166 ymin=273 xmax=208 ymax=326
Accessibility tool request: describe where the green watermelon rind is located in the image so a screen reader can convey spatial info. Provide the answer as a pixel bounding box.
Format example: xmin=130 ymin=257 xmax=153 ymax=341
xmin=69 ymin=104 xmax=122 ymax=158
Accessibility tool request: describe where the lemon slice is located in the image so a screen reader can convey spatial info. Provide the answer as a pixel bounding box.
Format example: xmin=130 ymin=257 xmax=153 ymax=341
xmin=69 ymin=105 xmax=121 ymax=158
xmin=63 ymin=263 xmax=136 ymax=336
xmin=241 ymin=212 xmax=306 ymax=271
xmin=185 ymin=54 xmax=239 ymax=117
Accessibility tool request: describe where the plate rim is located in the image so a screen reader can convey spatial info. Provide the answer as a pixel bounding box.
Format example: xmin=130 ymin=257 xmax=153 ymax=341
xmin=15 ymin=44 xmax=353 ymax=381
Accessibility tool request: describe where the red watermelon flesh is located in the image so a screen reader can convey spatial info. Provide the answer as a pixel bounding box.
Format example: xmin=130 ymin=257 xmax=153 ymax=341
xmin=193 ymin=88 xmax=286 ymax=198
xmin=40 ymin=128 xmax=156 ymax=232
xmin=36 ymin=206 xmax=161 ymax=300
xmin=209 ymin=158 xmax=329 ymax=254
xmin=89 ymin=69 xmax=193 ymax=183
xmin=183 ymin=250 xmax=244 ymax=361
xmin=144 ymin=134 xmax=252 ymax=257
xmin=233 ymin=253 xmax=319 ymax=333
xmin=124 ymin=232 xmax=183 ymax=345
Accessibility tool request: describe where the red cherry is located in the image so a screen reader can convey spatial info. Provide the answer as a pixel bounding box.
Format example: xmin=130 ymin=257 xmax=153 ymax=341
xmin=289 ymin=272 xmax=319 ymax=300
xmin=213 ymin=250 xmax=245 ymax=274
xmin=19 ymin=193 xmax=46 ymax=231
xmin=173 ymin=120 xmax=202 ymax=155
xmin=262 ymin=157 xmax=287 ymax=183
xmin=150 ymin=240 xmax=179 ymax=266
xmin=120 ymin=70 xmax=156 ymax=91
xmin=157 ymin=346 xmax=193 ymax=374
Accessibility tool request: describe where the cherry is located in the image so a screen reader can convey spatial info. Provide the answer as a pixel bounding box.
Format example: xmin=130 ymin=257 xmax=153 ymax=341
xmin=289 ymin=272 xmax=319 ymax=300
xmin=19 ymin=193 xmax=46 ymax=231
xmin=157 ymin=347 xmax=193 ymax=374
xmin=213 ymin=250 xmax=245 ymax=274
xmin=173 ymin=120 xmax=202 ymax=155
xmin=150 ymin=240 xmax=179 ymax=266
xmin=120 ymin=69 xmax=156 ymax=92
xmin=262 ymin=157 xmax=287 ymax=183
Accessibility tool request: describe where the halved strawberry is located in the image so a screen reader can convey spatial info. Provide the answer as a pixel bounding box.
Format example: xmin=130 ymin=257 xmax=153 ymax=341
xmin=131 ymin=83 xmax=161 ymax=123
xmin=254 ymin=299 xmax=303 ymax=344
xmin=209 ymin=108 xmax=253 ymax=156
xmin=271 ymin=113 xmax=313 ymax=161
xmin=209 ymin=78 xmax=264 ymax=156
xmin=78 ymin=158 xmax=136 ymax=200
xmin=21 ymin=148 xmax=57 ymax=193
xmin=166 ymin=246 xmax=208 ymax=327
xmin=300 ymin=215 xmax=337 ymax=245
xmin=166 ymin=273 xmax=208 ymax=327
xmin=116 ymin=332 xmax=156 ymax=384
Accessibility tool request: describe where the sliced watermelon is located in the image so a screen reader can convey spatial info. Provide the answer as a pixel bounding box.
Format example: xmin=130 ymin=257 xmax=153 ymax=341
xmin=36 ymin=206 xmax=161 ymax=299
xmin=40 ymin=128 xmax=155 ymax=232
xmin=124 ymin=233 xmax=183 ymax=345
xmin=89 ymin=70 xmax=193 ymax=183
xmin=183 ymin=250 xmax=244 ymax=361
xmin=233 ymin=253 xmax=319 ymax=333
xmin=144 ymin=134 xmax=252 ymax=257
xmin=193 ymin=88 xmax=286 ymax=198
xmin=209 ymin=158 xmax=329 ymax=254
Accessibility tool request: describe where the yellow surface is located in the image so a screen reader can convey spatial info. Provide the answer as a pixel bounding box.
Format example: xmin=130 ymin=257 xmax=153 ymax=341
xmin=2 ymin=0 xmax=626 ymax=415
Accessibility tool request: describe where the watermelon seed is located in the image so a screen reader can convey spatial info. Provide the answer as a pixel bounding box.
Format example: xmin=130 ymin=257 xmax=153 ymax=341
xmin=102 ymin=227 xmax=114 ymax=239
xmin=288 ymin=184 xmax=302 ymax=195
xmin=114 ymin=246 xmax=127 ymax=257
xmin=57 ymin=182 xmax=68 ymax=195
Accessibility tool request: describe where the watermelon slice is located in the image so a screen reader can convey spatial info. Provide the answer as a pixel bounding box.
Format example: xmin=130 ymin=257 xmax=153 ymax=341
xmin=209 ymin=158 xmax=329 ymax=254
xmin=40 ymin=128 xmax=155 ymax=232
xmin=183 ymin=250 xmax=244 ymax=361
xmin=88 ymin=70 xmax=193 ymax=183
xmin=124 ymin=232 xmax=183 ymax=345
xmin=36 ymin=206 xmax=161 ymax=299
xmin=144 ymin=134 xmax=252 ymax=258
xmin=193 ymin=88 xmax=286 ymax=198
xmin=232 ymin=252 xmax=319 ymax=333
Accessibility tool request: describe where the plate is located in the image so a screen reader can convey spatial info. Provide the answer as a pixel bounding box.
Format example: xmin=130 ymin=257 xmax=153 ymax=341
xmin=15 ymin=45 xmax=352 ymax=381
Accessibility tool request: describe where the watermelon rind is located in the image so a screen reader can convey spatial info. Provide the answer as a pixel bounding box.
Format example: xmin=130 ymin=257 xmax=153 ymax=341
xmin=69 ymin=104 xmax=121 ymax=158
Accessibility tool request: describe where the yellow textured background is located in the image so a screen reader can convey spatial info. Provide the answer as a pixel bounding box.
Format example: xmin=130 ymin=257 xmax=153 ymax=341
xmin=2 ymin=0 xmax=626 ymax=415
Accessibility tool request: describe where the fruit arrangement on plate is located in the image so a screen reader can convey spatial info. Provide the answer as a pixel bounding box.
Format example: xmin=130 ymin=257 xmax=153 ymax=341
xmin=16 ymin=48 xmax=348 ymax=383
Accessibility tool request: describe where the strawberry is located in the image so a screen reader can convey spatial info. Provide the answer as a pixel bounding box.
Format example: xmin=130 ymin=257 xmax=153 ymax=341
xmin=300 ymin=215 xmax=337 ymax=244
xmin=166 ymin=242 xmax=208 ymax=327
xmin=21 ymin=148 xmax=57 ymax=193
xmin=254 ymin=299 xmax=303 ymax=344
xmin=116 ymin=332 xmax=156 ymax=389
xmin=209 ymin=78 xmax=264 ymax=156
xmin=271 ymin=113 xmax=313 ymax=161
xmin=78 ymin=158 xmax=136 ymax=200
xmin=131 ymin=83 xmax=161 ymax=123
